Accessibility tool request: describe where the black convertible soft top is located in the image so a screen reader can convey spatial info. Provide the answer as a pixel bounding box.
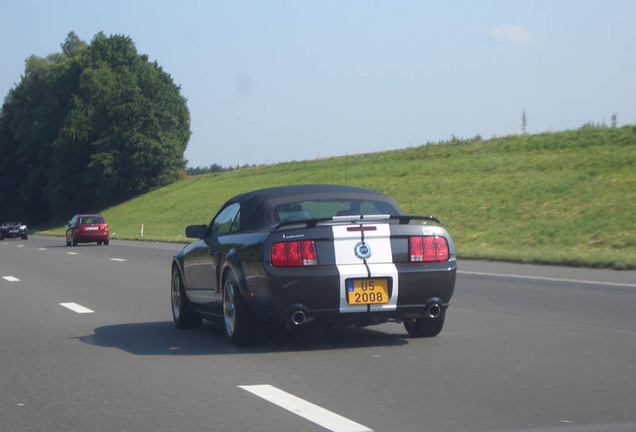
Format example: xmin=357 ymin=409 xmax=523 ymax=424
xmin=222 ymin=184 xmax=402 ymax=231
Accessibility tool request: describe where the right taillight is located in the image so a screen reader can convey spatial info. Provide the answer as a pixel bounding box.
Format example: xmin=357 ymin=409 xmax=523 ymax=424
xmin=271 ymin=240 xmax=318 ymax=267
xmin=409 ymin=236 xmax=449 ymax=262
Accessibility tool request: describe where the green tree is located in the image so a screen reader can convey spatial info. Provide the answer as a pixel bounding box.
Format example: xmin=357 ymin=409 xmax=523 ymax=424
xmin=0 ymin=52 xmax=72 ymax=221
xmin=0 ymin=32 xmax=190 ymax=223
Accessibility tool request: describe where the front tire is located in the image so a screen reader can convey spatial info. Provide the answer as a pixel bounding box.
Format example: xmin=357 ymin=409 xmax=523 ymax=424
xmin=222 ymin=271 xmax=252 ymax=345
xmin=404 ymin=310 xmax=446 ymax=338
xmin=171 ymin=266 xmax=201 ymax=329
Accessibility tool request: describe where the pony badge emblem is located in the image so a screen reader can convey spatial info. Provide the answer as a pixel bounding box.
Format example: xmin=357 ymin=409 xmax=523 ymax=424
xmin=354 ymin=241 xmax=372 ymax=260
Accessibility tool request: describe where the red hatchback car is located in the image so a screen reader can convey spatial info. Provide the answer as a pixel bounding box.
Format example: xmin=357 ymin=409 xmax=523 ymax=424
xmin=66 ymin=214 xmax=110 ymax=246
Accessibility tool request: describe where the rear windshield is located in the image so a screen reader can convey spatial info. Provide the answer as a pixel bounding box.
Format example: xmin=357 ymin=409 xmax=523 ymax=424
xmin=79 ymin=216 xmax=105 ymax=224
xmin=273 ymin=199 xmax=399 ymax=223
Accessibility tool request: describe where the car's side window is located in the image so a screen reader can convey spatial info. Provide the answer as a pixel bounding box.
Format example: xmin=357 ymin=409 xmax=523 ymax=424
xmin=209 ymin=203 xmax=240 ymax=236
xmin=230 ymin=210 xmax=241 ymax=233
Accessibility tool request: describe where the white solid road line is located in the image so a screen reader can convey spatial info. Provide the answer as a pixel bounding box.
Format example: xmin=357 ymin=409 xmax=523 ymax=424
xmin=239 ymin=385 xmax=372 ymax=432
xmin=2 ymin=276 xmax=20 ymax=282
xmin=59 ymin=302 xmax=95 ymax=314
xmin=458 ymin=270 xmax=636 ymax=289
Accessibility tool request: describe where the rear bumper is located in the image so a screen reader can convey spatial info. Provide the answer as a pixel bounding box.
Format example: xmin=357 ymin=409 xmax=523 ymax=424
xmin=1 ymin=231 xmax=27 ymax=238
xmin=74 ymin=232 xmax=109 ymax=242
xmin=247 ymin=260 xmax=456 ymax=325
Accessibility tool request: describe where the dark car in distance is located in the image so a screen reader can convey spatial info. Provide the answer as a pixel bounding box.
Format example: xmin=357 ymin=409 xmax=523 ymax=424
xmin=171 ymin=184 xmax=457 ymax=345
xmin=0 ymin=222 xmax=28 ymax=240
xmin=66 ymin=214 xmax=110 ymax=246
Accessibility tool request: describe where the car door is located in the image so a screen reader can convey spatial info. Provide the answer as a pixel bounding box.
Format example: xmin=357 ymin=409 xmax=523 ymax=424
xmin=184 ymin=203 xmax=240 ymax=307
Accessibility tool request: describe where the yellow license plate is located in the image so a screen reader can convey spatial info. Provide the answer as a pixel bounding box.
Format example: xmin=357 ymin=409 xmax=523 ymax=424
xmin=347 ymin=278 xmax=390 ymax=305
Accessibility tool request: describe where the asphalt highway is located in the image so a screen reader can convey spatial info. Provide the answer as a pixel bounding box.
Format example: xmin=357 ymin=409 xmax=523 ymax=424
xmin=1 ymin=236 xmax=635 ymax=432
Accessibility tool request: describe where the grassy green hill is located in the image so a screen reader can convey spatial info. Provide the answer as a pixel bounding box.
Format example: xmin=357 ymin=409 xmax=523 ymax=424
xmin=39 ymin=126 xmax=636 ymax=269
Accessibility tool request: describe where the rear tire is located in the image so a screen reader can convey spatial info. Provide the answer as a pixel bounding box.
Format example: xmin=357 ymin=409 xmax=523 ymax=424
xmin=171 ymin=266 xmax=201 ymax=329
xmin=404 ymin=310 xmax=446 ymax=338
xmin=104 ymin=239 xmax=109 ymax=245
xmin=222 ymin=271 xmax=252 ymax=345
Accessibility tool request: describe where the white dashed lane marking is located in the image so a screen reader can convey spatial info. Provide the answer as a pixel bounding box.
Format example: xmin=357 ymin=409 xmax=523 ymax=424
xmin=110 ymin=258 xmax=127 ymax=262
xmin=59 ymin=303 xmax=94 ymax=314
xmin=239 ymin=385 xmax=373 ymax=432
xmin=67 ymin=252 xmax=78 ymax=255
xmin=2 ymin=276 xmax=21 ymax=282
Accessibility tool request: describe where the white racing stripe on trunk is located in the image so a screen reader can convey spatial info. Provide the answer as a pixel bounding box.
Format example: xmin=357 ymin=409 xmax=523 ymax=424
xmin=332 ymin=224 xmax=398 ymax=313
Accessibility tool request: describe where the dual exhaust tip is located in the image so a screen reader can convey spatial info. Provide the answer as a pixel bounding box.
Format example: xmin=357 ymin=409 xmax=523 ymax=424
xmin=289 ymin=299 xmax=442 ymax=326
xmin=291 ymin=310 xmax=307 ymax=326
xmin=427 ymin=301 xmax=442 ymax=318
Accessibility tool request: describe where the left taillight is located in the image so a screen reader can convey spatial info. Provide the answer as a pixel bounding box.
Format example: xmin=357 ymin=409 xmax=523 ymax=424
xmin=271 ymin=240 xmax=318 ymax=267
xmin=409 ymin=236 xmax=449 ymax=262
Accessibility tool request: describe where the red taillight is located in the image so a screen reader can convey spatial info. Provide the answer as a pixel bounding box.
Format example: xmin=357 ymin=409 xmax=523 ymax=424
xmin=409 ymin=236 xmax=449 ymax=262
xmin=271 ymin=240 xmax=318 ymax=267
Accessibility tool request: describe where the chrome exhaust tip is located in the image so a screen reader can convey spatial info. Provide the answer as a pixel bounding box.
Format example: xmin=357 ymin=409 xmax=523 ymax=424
xmin=291 ymin=310 xmax=307 ymax=325
xmin=427 ymin=302 xmax=442 ymax=319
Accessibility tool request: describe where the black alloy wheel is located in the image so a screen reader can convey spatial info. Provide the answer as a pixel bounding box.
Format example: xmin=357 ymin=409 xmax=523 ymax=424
xmin=222 ymin=271 xmax=252 ymax=345
xmin=171 ymin=266 xmax=202 ymax=329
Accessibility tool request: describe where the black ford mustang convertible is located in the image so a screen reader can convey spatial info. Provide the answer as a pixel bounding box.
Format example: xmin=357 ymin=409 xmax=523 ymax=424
xmin=171 ymin=184 xmax=456 ymax=344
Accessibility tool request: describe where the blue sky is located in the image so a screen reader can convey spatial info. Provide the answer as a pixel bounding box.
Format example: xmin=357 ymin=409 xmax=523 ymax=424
xmin=1 ymin=0 xmax=634 ymax=167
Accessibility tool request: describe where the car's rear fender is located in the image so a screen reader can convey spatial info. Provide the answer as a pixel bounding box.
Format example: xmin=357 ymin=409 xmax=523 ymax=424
xmin=220 ymin=249 xmax=251 ymax=301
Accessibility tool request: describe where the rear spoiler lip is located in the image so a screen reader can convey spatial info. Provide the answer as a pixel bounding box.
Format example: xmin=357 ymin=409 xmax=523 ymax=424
xmin=273 ymin=214 xmax=441 ymax=229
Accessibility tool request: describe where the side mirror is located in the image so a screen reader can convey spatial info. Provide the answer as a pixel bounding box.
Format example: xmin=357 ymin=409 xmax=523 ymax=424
xmin=185 ymin=224 xmax=207 ymax=239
